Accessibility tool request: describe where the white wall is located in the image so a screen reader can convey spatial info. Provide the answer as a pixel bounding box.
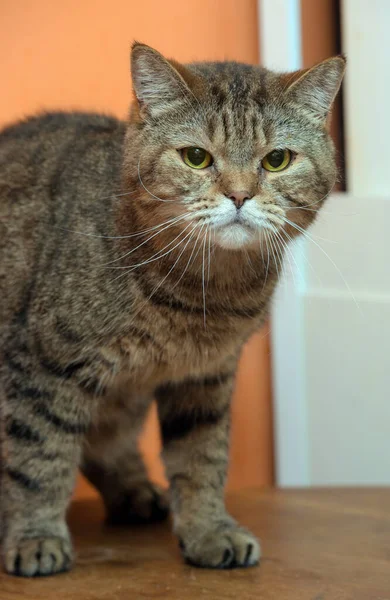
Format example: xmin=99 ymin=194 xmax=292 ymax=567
xmin=272 ymin=186 xmax=390 ymax=486
xmin=341 ymin=0 xmax=390 ymax=195
xmin=303 ymin=193 xmax=390 ymax=485
xmin=259 ymin=0 xmax=390 ymax=486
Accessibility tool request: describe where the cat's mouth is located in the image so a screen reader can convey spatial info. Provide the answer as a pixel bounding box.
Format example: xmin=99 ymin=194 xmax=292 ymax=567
xmin=211 ymin=214 xmax=259 ymax=250
xmin=214 ymin=212 xmax=256 ymax=231
xmin=234 ymin=212 xmax=256 ymax=227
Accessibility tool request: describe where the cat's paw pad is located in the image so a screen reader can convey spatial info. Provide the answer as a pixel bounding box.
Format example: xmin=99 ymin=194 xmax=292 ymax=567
xmin=180 ymin=526 xmax=261 ymax=569
xmin=106 ymin=482 xmax=169 ymax=526
xmin=3 ymin=537 xmax=73 ymax=577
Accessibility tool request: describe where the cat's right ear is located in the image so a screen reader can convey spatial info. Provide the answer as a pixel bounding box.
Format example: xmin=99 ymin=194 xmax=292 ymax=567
xmin=131 ymin=42 xmax=193 ymax=119
xmin=284 ymin=55 xmax=346 ymax=124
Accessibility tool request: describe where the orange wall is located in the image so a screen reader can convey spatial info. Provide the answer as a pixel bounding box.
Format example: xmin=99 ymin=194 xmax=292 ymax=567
xmin=0 ymin=0 xmax=259 ymax=125
xmin=301 ymin=0 xmax=343 ymax=186
xmin=0 ymin=0 xmax=273 ymax=497
xmin=301 ymin=0 xmax=339 ymax=65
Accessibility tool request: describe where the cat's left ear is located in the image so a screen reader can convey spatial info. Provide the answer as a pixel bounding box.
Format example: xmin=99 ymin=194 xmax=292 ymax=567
xmin=131 ymin=42 xmax=194 ymax=119
xmin=286 ymin=56 xmax=346 ymax=123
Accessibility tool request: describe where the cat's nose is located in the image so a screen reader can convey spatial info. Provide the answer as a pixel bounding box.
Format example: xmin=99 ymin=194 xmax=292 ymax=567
xmin=227 ymin=190 xmax=252 ymax=209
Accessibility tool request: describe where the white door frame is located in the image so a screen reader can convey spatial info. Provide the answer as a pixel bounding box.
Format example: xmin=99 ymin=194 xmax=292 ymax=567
xmin=258 ymin=0 xmax=310 ymax=486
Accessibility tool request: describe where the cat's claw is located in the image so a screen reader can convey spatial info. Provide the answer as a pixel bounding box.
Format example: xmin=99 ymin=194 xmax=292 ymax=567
xmin=179 ymin=525 xmax=261 ymax=569
xmin=3 ymin=536 xmax=73 ymax=577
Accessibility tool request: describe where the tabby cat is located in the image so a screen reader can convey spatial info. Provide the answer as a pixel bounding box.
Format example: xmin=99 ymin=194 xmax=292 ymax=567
xmin=0 ymin=42 xmax=345 ymax=576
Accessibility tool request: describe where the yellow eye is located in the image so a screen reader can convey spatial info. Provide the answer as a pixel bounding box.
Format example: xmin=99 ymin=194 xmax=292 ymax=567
xmin=262 ymin=149 xmax=292 ymax=172
xmin=182 ymin=147 xmax=213 ymax=169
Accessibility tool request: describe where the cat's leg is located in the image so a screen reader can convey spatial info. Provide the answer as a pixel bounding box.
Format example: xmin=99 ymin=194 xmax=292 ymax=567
xmin=156 ymin=373 xmax=261 ymax=569
xmin=81 ymin=393 xmax=168 ymax=525
xmin=0 ymin=364 xmax=91 ymax=577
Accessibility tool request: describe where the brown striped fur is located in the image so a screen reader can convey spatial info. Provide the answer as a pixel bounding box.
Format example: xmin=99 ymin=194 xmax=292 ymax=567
xmin=0 ymin=43 xmax=345 ymax=576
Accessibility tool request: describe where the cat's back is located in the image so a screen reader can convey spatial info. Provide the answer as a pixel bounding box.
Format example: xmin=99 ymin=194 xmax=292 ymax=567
xmin=0 ymin=112 xmax=125 ymax=186
xmin=0 ymin=111 xmax=125 ymax=328
xmin=0 ymin=111 xmax=125 ymax=162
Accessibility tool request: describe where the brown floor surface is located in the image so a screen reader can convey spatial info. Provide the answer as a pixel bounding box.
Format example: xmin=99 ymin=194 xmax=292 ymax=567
xmin=1 ymin=488 xmax=389 ymax=599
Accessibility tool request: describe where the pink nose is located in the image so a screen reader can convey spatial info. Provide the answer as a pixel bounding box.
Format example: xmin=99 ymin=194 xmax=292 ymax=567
xmin=228 ymin=190 xmax=252 ymax=209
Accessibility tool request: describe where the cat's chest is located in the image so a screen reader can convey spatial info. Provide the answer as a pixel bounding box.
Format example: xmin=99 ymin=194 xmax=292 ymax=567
xmin=113 ymin=311 xmax=254 ymax=390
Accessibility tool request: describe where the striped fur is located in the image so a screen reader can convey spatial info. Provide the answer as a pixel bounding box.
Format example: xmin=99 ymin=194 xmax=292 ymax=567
xmin=0 ymin=43 xmax=344 ymax=576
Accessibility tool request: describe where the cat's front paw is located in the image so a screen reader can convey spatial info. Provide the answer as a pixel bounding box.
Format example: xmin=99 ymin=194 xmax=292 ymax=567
xmin=106 ymin=482 xmax=169 ymax=526
xmin=179 ymin=525 xmax=261 ymax=569
xmin=3 ymin=536 xmax=73 ymax=577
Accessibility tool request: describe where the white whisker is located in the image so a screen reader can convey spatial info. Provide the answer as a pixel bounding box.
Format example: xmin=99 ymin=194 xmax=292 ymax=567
xmin=172 ymin=224 xmax=204 ymax=289
xmin=109 ymin=221 xmax=197 ymax=284
xmin=207 ymin=227 xmax=212 ymax=287
xmin=102 ymin=213 xmax=190 ymax=266
xmin=270 ymin=230 xmax=287 ymax=280
xmin=109 ymin=221 xmax=195 ymax=273
xmin=282 ymin=228 xmax=322 ymax=288
xmin=282 ymin=216 xmax=362 ymax=313
xmin=190 ymin=222 xmax=207 ymax=269
xmin=243 ymin=247 xmax=257 ymax=276
xmin=287 ymin=185 xmax=336 ymax=211
xmin=267 ymin=232 xmax=280 ymax=279
xmin=202 ymin=229 xmax=207 ymax=328
xmin=98 ymin=189 xmax=137 ymax=201
xmin=274 ymin=229 xmax=296 ymax=286
xmin=138 ymin=157 xmax=175 ymax=203
xmin=136 ymin=224 xmax=201 ymax=307
xmin=58 ymin=213 xmax=188 ymax=241
xmin=261 ymin=231 xmax=271 ymax=294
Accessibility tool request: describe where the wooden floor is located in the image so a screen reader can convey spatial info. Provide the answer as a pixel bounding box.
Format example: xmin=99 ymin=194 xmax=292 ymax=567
xmin=1 ymin=488 xmax=389 ymax=599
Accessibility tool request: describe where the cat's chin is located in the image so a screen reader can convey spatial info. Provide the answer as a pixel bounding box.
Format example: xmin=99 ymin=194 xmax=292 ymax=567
xmin=213 ymin=223 xmax=258 ymax=250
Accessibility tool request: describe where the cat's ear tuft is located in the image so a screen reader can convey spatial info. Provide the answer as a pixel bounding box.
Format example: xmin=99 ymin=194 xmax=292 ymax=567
xmin=131 ymin=42 xmax=192 ymax=119
xmin=286 ymin=56 xmax=346 ymax=123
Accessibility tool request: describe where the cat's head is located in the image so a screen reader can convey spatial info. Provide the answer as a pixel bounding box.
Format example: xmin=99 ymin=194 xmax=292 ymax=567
xmin=123 ymin=43 xmax=345 ymax=252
